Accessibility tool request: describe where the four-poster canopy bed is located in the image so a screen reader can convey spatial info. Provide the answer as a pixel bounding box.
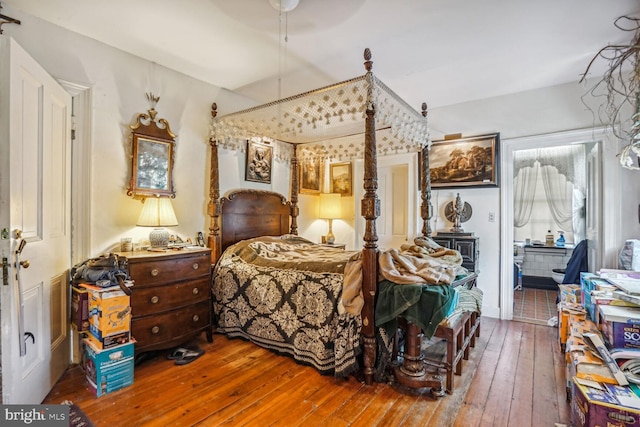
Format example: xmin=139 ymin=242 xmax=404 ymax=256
xmin=206 ymin=49 xmax=473 ymax=388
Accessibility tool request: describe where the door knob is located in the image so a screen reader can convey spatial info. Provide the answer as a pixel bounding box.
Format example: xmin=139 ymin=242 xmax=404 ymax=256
xmin=19 ymin=260 xmax=29 ymax=269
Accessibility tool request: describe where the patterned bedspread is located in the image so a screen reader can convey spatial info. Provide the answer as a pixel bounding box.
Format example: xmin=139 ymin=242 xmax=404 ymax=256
xmin=212 ymin=235 xmax=364 ymax=377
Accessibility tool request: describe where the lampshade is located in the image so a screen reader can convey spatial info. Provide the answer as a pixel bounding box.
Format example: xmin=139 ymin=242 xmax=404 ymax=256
xmin=137 ymin=197 xmax=178 ymax=248
xmin=137 ymin=197 xmax=178 ymax=227
xmin=319 ymin=193 xmax=341 ymax=219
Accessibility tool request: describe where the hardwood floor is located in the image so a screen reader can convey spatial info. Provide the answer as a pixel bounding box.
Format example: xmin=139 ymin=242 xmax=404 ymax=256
xmin=43 ymin=317 xmax=571 ymax=426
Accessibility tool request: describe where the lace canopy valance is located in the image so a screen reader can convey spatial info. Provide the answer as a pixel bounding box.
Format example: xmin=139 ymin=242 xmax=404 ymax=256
xmin=209 ymin=74 xmax=430 ymax=162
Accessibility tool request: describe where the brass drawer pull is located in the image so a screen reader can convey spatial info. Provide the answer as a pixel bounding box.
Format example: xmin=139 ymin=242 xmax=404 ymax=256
xmin=150 ymin=296 xmax=160 ymax=304
xmin=151 ymin=326 xmax=160 ymax=334
xmin=192 ymin=288 xmax=199 ymax=295
xmin=150 ymin=268 xmax=159 ymax=277
xmin=192 ymin=314 xmax=199 ymax=322
xmin=192 ymin=263 xmax=199 ymax=270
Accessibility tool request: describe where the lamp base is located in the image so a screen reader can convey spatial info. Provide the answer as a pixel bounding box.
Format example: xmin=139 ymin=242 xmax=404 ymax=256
xmin=148 ymin=228 xmax=170 ymax=248
xmin=326 ymin=219 xmax=335 ymax=244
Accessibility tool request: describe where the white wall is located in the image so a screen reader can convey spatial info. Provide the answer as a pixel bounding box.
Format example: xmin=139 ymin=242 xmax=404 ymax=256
xmin=5 ymin=4 xmax=639 ymax=321
xmin=4 ymin=5 xmax=256 ymax=255
xmin=429 ymin=81 xmax=639 ymax=318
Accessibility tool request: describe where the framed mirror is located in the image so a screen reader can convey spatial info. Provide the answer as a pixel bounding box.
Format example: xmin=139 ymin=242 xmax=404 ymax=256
xmin=127 ymin=94 xmax=176 ymax=198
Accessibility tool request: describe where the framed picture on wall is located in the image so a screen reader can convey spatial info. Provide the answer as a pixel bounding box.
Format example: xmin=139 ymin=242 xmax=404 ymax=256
xmin=245 ymin=140 xmax=272 ymax=184
xmin=429 ymin=133 xmax=500 ymax=188
xmin=299 ymin=157 xmax=323 ymax=194
xmin=330 ymin=162 xmax=352 ymax=196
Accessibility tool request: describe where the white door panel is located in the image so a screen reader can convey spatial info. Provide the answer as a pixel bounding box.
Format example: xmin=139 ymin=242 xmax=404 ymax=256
xmin=1 ymin=37 xmax=71 ymax=404
xmin=354 ymin=153 xmax=417 ymax=251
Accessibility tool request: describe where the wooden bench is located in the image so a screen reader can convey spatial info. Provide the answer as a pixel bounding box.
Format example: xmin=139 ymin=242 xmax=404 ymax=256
xmin=392 ymin=273 xmax=480 ymax=396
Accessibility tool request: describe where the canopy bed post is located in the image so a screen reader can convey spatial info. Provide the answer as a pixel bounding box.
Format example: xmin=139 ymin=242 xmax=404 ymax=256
xmin=419 ymin=102 xmax=433 ymax=238
xmin=361 ymin=48 xmax=379 ymax=385
xmin=208 ymin=103 xmax=222 ymax=264
xmin=290 ymin=144 xmax=299 ymax=235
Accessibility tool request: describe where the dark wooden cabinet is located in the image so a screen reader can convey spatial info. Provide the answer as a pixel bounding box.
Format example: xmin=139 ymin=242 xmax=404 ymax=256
xmin=116 ymin=248 xmax=212 ymax=354
xmin=432 ymin=233 xmax=479 ymax=272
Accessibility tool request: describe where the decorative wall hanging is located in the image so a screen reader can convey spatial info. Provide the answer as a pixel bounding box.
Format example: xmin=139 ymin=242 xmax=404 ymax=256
xmin=330 ymin=162 xmax=352 ymax=197
xmin=299 ymin=156 xmax=323 ymax=194
xmin=444 ymin=193 xmax=472 ymax=232
xmin=429 ymin=133 xmax=500 ymax=189
xmin=128 ymin=93 xmax=176 ymax=199
xmin=245 ymin=140 xmax=272 ymax=184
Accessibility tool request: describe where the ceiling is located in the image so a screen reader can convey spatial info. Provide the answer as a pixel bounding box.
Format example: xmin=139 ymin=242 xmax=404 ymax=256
xmin=5 ymin=0 xmax=640 ymax=111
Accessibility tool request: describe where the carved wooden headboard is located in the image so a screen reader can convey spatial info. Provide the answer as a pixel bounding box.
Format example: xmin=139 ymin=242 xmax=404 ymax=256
xmin=218 ymin=189 xmax=291 ymax=257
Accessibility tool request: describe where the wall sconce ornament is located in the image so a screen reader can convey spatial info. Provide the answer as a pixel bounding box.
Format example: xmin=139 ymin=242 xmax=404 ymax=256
xmin=127 ymin=93 xmax=176 ymax=199
xmin=444 ymin=193 xmax=472 ymax=232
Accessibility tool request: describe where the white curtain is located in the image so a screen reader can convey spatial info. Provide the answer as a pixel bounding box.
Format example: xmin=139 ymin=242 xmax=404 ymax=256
xmin=540 ymin=164 xmax=573 ymax=232
xmin=513 ymin=145 xmax=586 ymax=241
xmin=513 ymin=150 xmax=539 ymax=228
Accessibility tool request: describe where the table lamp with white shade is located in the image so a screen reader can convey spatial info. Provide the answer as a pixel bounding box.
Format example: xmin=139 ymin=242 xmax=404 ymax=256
xmin=319 ymin=193 xmax=341 ymax=245
xmin=137 ymin=197 xmax=178 ymax=248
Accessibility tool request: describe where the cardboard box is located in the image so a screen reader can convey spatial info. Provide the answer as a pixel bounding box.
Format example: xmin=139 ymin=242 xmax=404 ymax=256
xmin=567 ymin=337 xmax=619 ymax=385
xmin=589 ymin=292 xmax=640 ymax=326
xmin=84 ymin=339 xmax=134 ymax=397
xmin=560 ymin=284 xmax=582 ymax=304
xmin=581 ymin=272 xmax=599 ymax=307
xmin=87 ymin=328 xmax=131 ymax=350
xmin=85 ymin=285 xmax=131 ymax=335
xmin=559 ymin=303 xmax=586 ymax=349
xmin=71 ymin=286 xmax=89 ymax=331
xmin=81 ymin=284 xmax=131 ymax=349
xmin=599 ymin=305 xmax=640 ymax=349
xmin=572 ymin=380 xmax=640 ymax=427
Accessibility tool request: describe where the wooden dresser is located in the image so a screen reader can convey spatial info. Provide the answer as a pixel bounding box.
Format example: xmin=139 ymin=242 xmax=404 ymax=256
xmin=116 ymin=248 xmax=212 ymax=354
xmin=432 ymin=232 xmax=479 ymax=272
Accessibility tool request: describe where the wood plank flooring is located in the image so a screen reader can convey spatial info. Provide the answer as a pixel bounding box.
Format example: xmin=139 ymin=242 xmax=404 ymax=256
xmin=43 ymin=317 xmax=571 ymax=426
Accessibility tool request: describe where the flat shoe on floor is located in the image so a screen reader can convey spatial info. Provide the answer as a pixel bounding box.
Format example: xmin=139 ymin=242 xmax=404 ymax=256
xmin=166 ymin=347 xmax=191 ymax=360
xmin=174 ymin=348 xmax=204 ymax=365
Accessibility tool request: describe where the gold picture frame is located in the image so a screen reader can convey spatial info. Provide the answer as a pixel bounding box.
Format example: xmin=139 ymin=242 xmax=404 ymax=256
xmin=330 ymin=162 xmax=352 ymax=196
xmin=299 ymin=157 xmax=323 ymax=194
xmin=429 ymin=133 xmax=500 ymax=188
xmin=127 ymin=95 xmax=176 ymax=198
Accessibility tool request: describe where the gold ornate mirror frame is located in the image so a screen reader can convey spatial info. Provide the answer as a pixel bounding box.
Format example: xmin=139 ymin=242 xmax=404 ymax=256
xmin=127 ymin=94 xmax=176 ymax=199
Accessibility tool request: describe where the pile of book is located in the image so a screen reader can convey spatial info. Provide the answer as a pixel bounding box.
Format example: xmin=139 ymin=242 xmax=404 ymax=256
xmin=560 ymin=269 xmax=640 ymax=426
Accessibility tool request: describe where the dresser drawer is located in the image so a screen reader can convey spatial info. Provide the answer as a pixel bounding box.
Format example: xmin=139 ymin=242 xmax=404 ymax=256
xmin=132 ymin=300 xmax=210 ymax=350
xmin=131 ymin=277 xmax=210 ymax=317
xmin=129 ymin=253 xmax=210 ymax=287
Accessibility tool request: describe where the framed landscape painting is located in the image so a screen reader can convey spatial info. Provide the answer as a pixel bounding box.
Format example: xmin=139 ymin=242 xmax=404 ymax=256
xmin=330 ymin=162 xmax=352 ymax=196
xmin=429 ymin=133 xmax=500 ymax=188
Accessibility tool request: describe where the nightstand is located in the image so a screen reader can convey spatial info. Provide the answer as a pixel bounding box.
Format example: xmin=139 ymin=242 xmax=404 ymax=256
xmin=115 ymin=248 xmax=212 ymax=355
xmin=320 ymin=243 xmax=346 ymax=250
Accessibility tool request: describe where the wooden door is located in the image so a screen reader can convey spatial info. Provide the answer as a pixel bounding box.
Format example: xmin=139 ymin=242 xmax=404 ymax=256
xmin=0 ymin=37 xmax=72 ymax=404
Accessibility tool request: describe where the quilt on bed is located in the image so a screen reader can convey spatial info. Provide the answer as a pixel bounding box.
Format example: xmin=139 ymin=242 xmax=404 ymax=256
xmin=212 ymin=235 xmax=364 ymax=377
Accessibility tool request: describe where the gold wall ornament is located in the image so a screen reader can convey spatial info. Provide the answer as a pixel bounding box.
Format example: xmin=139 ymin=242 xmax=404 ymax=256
xmin=127 ymin=94 xmax=177 ymax=199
